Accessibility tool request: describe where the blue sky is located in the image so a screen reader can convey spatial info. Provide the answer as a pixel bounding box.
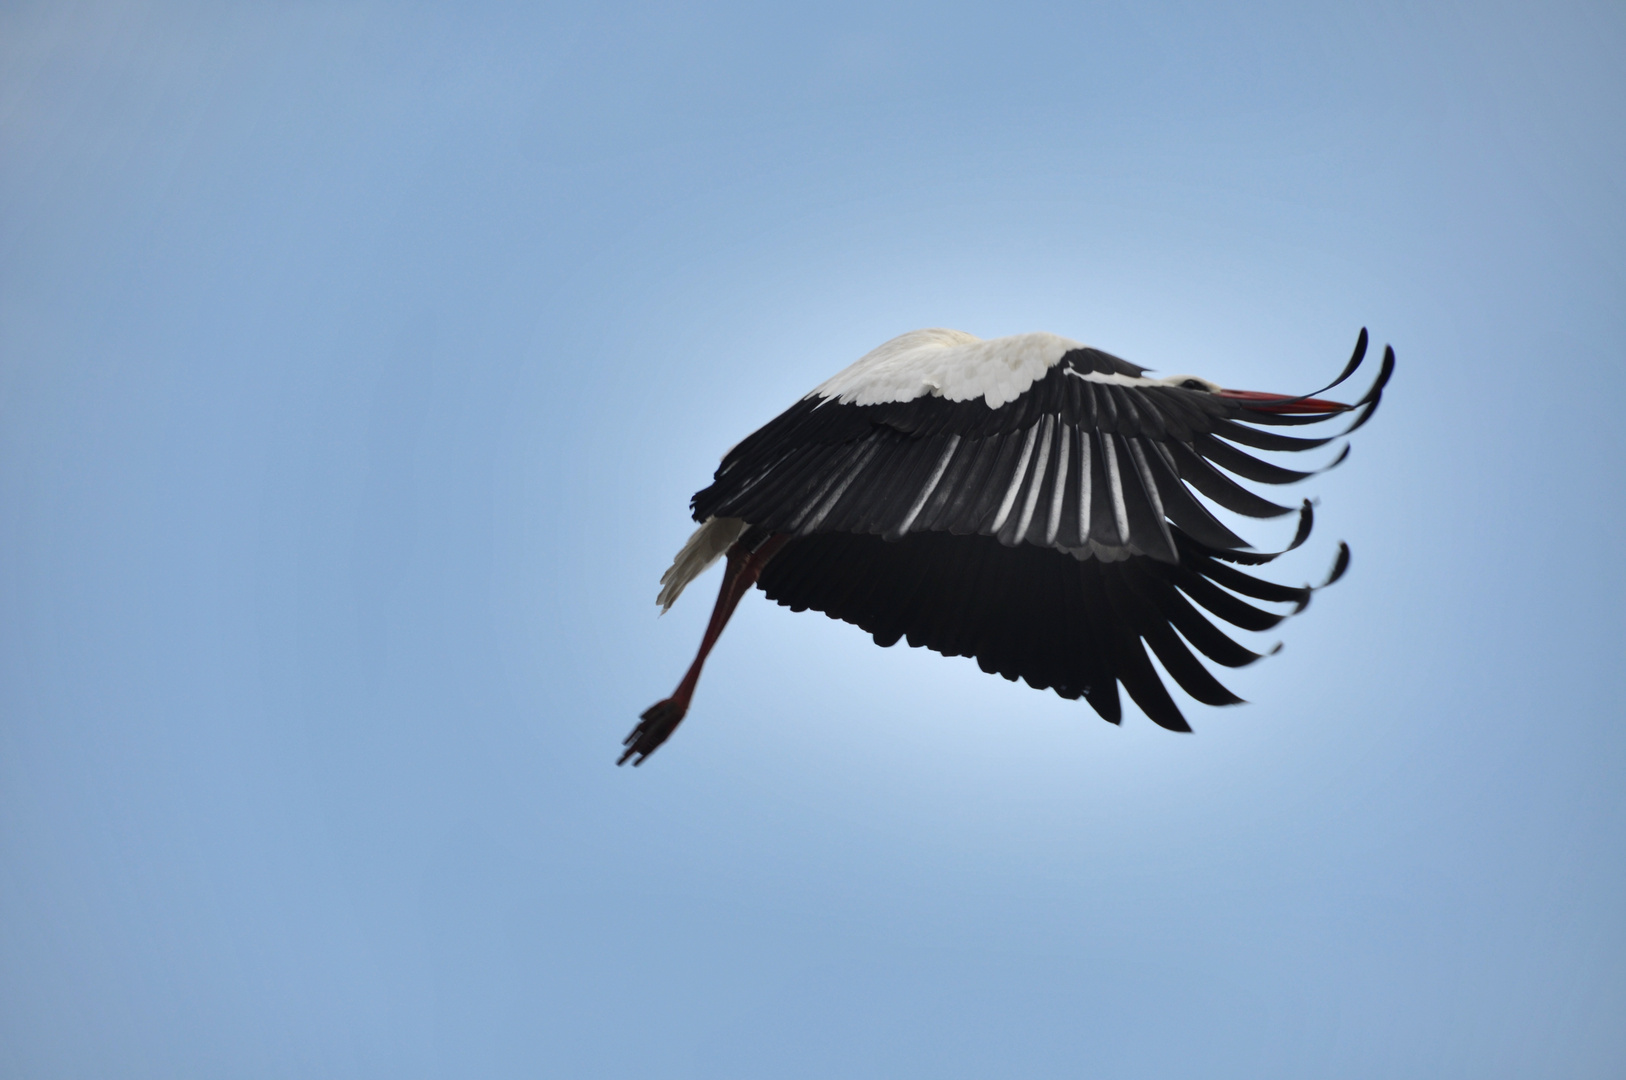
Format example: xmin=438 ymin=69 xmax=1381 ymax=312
xmin=3 ymin=2 xmax=1623 ymax=1076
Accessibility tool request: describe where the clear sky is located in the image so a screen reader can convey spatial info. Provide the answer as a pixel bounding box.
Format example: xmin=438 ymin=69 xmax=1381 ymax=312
xmin=3 ymin=2 xmax=1623 ymax=1076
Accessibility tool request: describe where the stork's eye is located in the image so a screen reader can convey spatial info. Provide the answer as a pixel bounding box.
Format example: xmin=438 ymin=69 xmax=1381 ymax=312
xmin=1180 ymin=379 xmax=1210 ymax=391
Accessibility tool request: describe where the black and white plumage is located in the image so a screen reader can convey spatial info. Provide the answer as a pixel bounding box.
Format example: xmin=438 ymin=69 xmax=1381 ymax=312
xmin=622 ymin=327 xmax=1394 ymax=765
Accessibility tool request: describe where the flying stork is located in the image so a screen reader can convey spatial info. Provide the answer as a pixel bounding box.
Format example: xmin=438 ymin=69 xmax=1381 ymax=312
xmin=621 ymin=327 xmax=1393 ymax=765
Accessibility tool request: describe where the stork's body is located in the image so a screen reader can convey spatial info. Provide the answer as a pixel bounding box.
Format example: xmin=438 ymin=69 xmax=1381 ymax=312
xmin=622 ymin=328 xmax=1392 ymax=765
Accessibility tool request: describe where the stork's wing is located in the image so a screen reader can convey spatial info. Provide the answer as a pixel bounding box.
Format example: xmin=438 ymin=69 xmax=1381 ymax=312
xmin=755 ymin=528 xmax=1350 ymax=731
xmin=692 ymin=332 xmax=1391 ymax=564
xmin=687 ymin=331 xmax=1392 ymax=730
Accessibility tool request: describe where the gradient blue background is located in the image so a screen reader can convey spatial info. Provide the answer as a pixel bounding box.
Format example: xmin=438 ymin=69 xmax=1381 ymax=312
xmin=3 ymin=2 xmax=1623 ymax=1076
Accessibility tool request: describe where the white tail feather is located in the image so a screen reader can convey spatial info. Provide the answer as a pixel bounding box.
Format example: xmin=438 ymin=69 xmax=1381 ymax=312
xmin=656 ymin=517 xmax=748 ymax=612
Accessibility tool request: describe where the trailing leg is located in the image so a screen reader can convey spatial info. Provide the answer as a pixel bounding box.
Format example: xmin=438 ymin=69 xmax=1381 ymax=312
xmin=619 ymin=531 xmax=788 ymax=765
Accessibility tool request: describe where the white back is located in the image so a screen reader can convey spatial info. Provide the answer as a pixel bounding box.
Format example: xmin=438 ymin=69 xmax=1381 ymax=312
xmin=809 ymin=329 xmax=1084 ymax=408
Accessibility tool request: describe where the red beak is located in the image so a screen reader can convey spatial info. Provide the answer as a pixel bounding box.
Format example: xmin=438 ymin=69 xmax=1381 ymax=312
xmin=1217 ymin=389 xmax=1350 ymax=415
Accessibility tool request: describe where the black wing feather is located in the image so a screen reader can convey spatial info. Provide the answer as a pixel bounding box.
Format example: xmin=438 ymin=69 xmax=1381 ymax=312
xmin=1191 ymin=433 xmax=1318 ymax=485
xmin=1209 ymin=419 xmax=1337 ymax=452
xmin=1164 ymin=441 xmax=1296 ymax=518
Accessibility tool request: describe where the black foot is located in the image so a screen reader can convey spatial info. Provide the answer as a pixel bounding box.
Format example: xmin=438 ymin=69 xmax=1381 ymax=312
xmin=618 ymin=698 xmax=688 ymax=766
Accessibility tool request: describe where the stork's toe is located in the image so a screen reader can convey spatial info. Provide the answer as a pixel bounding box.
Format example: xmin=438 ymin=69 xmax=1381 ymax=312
xmin=618 ymin=698 xmax=688 ymax=766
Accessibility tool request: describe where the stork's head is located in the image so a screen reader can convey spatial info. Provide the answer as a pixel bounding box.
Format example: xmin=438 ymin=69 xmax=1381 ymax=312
xmin=1156 ymin=373 xmax=1350 ymax=414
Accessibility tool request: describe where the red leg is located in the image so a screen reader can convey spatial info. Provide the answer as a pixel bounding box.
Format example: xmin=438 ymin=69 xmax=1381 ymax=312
xmin=620 ymin=534 xmax=789 ymax=766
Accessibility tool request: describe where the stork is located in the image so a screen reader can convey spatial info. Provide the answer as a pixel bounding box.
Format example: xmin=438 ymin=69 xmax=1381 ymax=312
xmin=621 ymin=328 xmax=1393 ymax=765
